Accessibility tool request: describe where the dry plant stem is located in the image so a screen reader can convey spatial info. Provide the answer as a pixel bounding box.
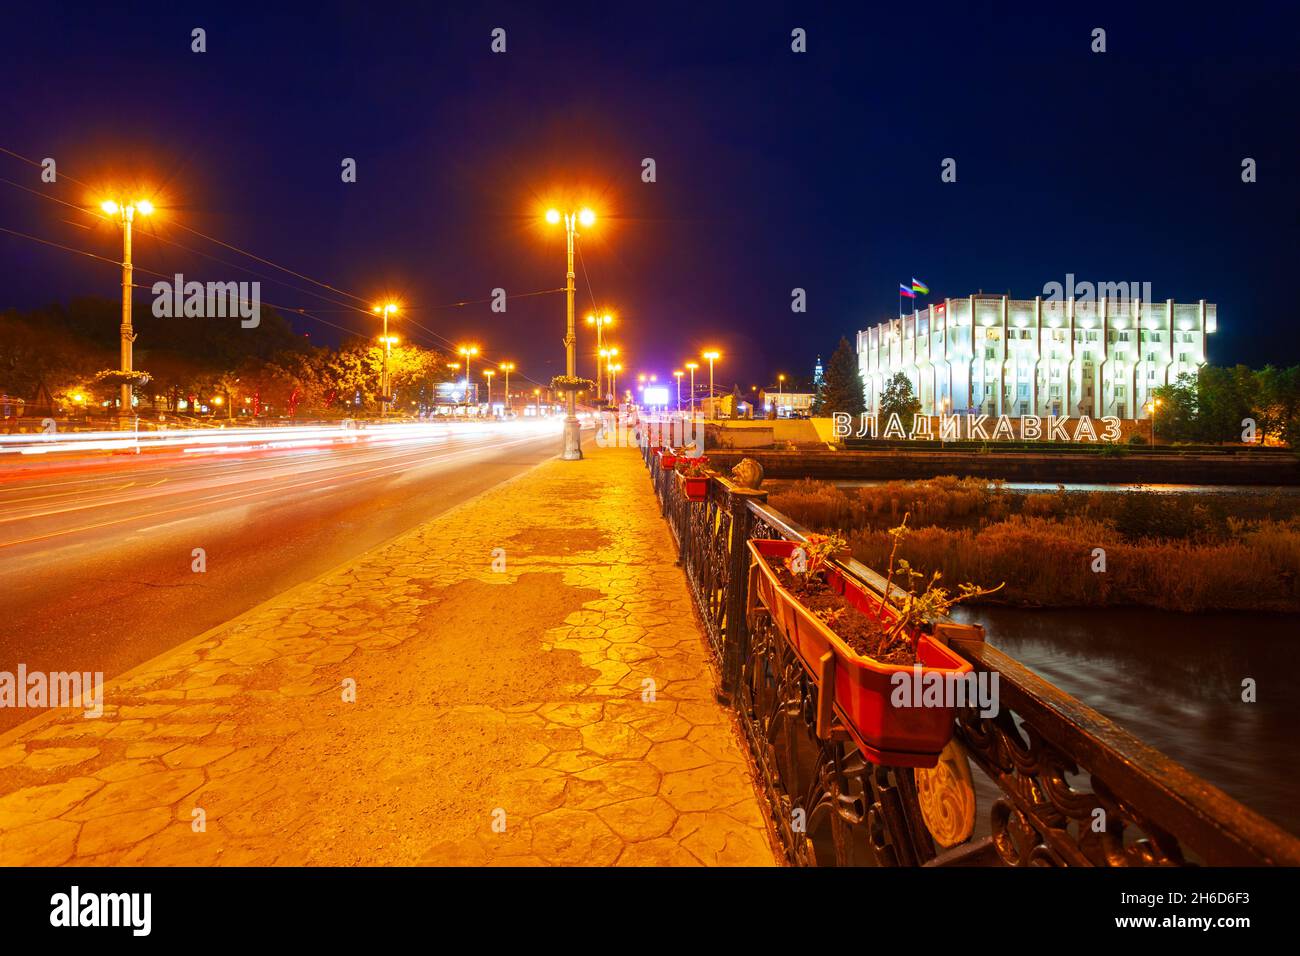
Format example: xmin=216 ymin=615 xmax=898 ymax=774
xmin=880 ymin=511 xmax=910 ymax=621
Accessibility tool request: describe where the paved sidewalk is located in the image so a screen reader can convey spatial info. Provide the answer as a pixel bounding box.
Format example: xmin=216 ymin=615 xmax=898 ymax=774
xmin=0 ymin=443 xmax=777 ymax=866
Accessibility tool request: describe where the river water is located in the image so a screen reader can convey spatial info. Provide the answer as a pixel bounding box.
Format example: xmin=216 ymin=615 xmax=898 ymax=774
xmin=813 ymin=479 xmax=1300 ymax=838
xmin=952 ymin=602 xmax=1300 ymax=838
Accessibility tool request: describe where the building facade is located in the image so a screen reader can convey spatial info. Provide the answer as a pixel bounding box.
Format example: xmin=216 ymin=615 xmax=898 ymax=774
xmin=857 ymin=294 xmax=1216 ymax=419
xmin=760 ymin=390 xmax=816 ymax=417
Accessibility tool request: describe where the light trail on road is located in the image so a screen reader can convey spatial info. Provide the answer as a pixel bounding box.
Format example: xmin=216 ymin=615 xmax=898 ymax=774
xmin=0 ymin=419 xmax=574 ymax=731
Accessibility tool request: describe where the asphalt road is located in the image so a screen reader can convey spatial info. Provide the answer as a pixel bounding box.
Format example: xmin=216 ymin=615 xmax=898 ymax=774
xmin=0 ymin=420 xmax=565 ymax=732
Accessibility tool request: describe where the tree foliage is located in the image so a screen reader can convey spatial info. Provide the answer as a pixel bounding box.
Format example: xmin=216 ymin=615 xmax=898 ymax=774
xmin=813 ymin=336 xmax=865 ymax=418
xmin=0 ymin=297 xmax=454 ymax=418
xmin=879 ymin=372 xmax=923 ymax=433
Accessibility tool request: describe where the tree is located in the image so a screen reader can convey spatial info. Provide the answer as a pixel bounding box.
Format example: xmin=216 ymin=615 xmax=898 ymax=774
xmin=879 ymin=372 xmax=922 ymax=434
xmin=1151 ymin=373 xmax=1199 ymax=443
xmin=816 ymin=336 xmax=866 ymax=418
xmin=1196 ymin=365 xmax=1256 ymax=443
xmin=1256 ymin=365 xmax=1300 ymax=446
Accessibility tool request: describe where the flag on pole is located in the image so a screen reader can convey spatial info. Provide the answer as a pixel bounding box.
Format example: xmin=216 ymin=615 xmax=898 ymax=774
xmin=899 ymin=283 xmax=916 ymax=298
xmin=912 ymin=278 xmax=930 ymax=295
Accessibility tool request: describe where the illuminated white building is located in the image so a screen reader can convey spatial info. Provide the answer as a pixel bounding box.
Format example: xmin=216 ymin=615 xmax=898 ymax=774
xmin=857 ymin=294 xmax=1216 ymax=418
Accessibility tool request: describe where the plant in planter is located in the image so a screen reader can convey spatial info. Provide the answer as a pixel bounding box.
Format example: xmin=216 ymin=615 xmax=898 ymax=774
xmin=674 ymin=455 xmax=711 ymax=501
xmin=784 ymin=532 xmax=848 ymax=592
xmin=871 ymin=514 xmax=1003 ymax=662
xmin=747 ymin=512 xmax=1003 ymax=767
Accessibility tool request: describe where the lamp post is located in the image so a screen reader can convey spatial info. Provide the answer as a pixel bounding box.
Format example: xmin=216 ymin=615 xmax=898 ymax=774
xmin=702 ymin=351 xmax=720 ymax=420
xmin=378 ymin=334 xmax=399 ymax=417
xmin=498 ymin=362 xmax=514 ymax=414
xmin=609 ymin=363 xmax=621 ymax=406
xmin=685 ymin=362 xmax=698 ymax=417
xmin=458 ymin=345 xmax=478 ymax=416
xmin=100 ymin=198 xmax=155 ymax=426
xmin=1146 ymin=398 xmax=1161 ymax=445
xmin=372 ymin=302 xmax=398 ymax=419
xmin=586 ymin=312 xmax=612 ymax=402
xmin=673 ymin=370 xmax=683 ymax=413
xmin=545 ymin=206 xmax=596 ymax=460
xmin=483 ymin=369 xmax=495 ymax=414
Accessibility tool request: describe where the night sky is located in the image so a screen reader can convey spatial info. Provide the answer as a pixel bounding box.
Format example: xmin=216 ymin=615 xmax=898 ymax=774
xmin=3 ymin=1 xmax=1298 ymax=393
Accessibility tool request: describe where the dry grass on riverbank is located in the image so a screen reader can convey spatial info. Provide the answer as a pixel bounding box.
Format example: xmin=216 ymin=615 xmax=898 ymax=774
xmin=766 ymin=478 xmax=1300 ymax=612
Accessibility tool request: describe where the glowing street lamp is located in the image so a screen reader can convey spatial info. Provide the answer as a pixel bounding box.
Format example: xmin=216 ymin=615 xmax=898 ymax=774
xmin=685 ymin=361 xmax=699 ymax=416
xmin=498 ymin=362 xmax=515 ymax=413
xmin=586 ymin=312 xmax=613 ymax=401
xmin=1146 ymin=397 xmax=1162 ymax=444
xmin=483 ymin=369 xmax=495 ymax=412
xmin=100 ymin=195 xmax=156 ymax=425
xmin=544 ymin=205 xmax=597 ymax=460
xmin=702 ymin=351 xmax=720 ymax=419
xmin=458 ymin=345 xmax=479 ymax=414
xmin=673 ymin=370 xmax=683 ymax=412
xmin=372 ymin=302 xmax=399 ymax=418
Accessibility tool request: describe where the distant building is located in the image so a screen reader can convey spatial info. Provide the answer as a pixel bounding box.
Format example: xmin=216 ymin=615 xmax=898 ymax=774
xmin=857 ymin=294 xmax=1216 ymax=419
xmin=760 ymin=389 xmax=816 ymax=417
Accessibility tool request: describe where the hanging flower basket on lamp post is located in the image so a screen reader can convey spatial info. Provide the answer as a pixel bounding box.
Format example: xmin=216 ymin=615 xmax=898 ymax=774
xmin=550 ymin=375 xmax=596 ymax=393
xmin=93 ymin=369 xmax=152 ymax=416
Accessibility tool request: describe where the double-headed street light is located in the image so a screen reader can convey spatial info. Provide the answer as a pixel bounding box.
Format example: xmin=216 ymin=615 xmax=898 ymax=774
xmin=598 ymin=346 xmax=618 ymax=403
xmin=586 ymin=312 xmax=613 ymax=402
xmin=609 ymin=363 xmax=622 ymax=404
xmin=100 ymin=197 xmax=155 ymax=425
xmin=545 ymin=206 xmax=596 ymax=460
xmin=372 ymin=302 xmax=399 ymax=418
xmin=458 ymin=345 xmax=479 ymax=415
xmin=684 ymin=362 xmax=699 ymax=416
xmin=702 ymin=351 xmax=720 ymax=419
xmin=498 ymin=362 xmax=515 ymax=413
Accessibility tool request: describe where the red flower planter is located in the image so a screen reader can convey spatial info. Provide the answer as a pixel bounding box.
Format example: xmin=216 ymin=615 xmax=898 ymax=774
xmin=677 ymin=473 xmax=708 ymax=502
xmin=658 ymin=452 xmax=677 ymax=469
xmin=746 ymin=538 xmax=972 ymax=768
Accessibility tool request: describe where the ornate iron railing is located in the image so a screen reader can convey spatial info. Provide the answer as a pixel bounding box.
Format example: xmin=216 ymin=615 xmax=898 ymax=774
xmin=641 ymin=443 xmax=1300 ymax=867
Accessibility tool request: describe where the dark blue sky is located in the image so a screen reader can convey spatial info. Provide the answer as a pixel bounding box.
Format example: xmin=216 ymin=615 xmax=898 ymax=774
xmin=3 ymin=1 xmax=1298 ymax=391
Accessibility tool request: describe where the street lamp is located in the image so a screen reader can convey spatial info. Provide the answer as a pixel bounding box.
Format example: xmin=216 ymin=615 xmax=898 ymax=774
xmin=498 ymin=362 xmax=514 ymax=413
xmin=458 ymin=345 xmax=479 ymax=415
xmin=702 ymin=351 xmax=720 ymax=420
xmin=673 ymin=370 xmax=683 ymax=412
xmin=598 ymin=346 xmax=618 ymax=404
xmin=1146 ymin=397 xmax=1162 ymax=445
xmin=372 ymin=302 xmax=399 ymax=418
xmin=533 ymin=387 xmax=541 ymax=417
xmin=483 ymin=369 xmax=495 ymax=413
xmin=100 ymin=196 xmax=156 ymax=426
xmin=545 ymin=206 xmax=596 ymax=460
xmin=586 ymin=312 xmax=613 ymax=402
xmin=685 ymin=362 xmax=698 ymax=417
xmin=609 ymin=363 xmax=621 ymax=405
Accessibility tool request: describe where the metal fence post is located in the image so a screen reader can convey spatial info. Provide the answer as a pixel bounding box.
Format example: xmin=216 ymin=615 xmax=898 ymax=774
xmin=721 ymin=485 xmax=767 ymax=699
